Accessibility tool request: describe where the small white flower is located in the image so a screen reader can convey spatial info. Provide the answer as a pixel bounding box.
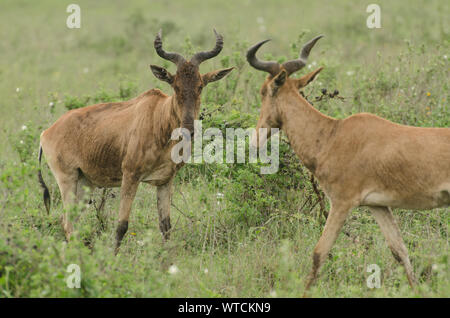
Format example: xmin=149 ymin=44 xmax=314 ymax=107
xmin=20 ymin=140 xmax=24 ymax=144
xmin=137 ymin=240 xmax=144 ymax=247
xmin=395 ymin=67 xmax=399 ymax=72
xmin=411 ymin=86 xmax=415 ymax=90
xmin=16 ymin=87 xmax=20 ymax=93
xmin=21 ymin=125 xmax=27 ymax=130
xmin=204 ymin=268 xmax=209 ymax=274
xmin=168 ymin=264 xmax=179 ymax=275
xmin=217 ymin=193 xmax=224 ymax=198
xmin=346 ymin=70 xmax=354 ymax=76
xmin=432 ymin=264 xmax=438 ymax=271
xmin=443 ymin=55 xmax=447 ymax=60
xmin=49 ymin=102 xmax=54 ymax=107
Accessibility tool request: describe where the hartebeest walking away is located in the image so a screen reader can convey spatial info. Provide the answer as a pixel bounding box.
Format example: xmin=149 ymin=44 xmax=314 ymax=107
xmin=38 ymin=29 xmax=233 ymax=252
xmin=247 ymin=36 xmax=450 ymax=291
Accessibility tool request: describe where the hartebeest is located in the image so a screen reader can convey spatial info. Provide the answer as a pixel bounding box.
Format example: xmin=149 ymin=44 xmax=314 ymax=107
xmin=38 ymin=30 xmax=233 ymax=251
xmin=247 ymin=36 xmax=450 ymax=291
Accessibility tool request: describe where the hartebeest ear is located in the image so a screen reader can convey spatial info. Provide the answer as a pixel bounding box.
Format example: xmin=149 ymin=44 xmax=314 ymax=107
xmin=294 ymin=67 xmax=323 ymax=89
xmin=150 ymin=65 xmax=174 ymax=84
xmin=202 ymin=67 xmax=234 ymax=86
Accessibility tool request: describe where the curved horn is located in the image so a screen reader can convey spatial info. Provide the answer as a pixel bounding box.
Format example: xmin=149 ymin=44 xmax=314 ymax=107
xmin=154 ymin=29 xmax=185 ymax=66
xmin=246 ymin=39 xmax=280 ymax=77
xmin=190 ymin=29 xmax=224 ymax=65
xmin=282 ymin=35 xmax=323 ymax=76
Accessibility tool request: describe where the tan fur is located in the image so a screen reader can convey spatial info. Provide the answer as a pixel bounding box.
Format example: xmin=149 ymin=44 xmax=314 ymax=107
xmin=253 ymin=68 xmax=450 ymax=292
xmin=41 ymin=90 xmax=181 ymax=242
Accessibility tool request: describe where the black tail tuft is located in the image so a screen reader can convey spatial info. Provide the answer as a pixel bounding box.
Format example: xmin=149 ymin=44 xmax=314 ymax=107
xmin=38 ymin=145 xmax=51 ymax=214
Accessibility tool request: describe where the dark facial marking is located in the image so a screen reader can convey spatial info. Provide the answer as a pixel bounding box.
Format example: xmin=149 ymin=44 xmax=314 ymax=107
xmin=174 ymin=62 xmax=202 ymax=133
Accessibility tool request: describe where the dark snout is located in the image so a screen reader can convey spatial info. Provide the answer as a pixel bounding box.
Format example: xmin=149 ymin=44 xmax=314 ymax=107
xmin=182 ymin=113 xmax=195 ymax=137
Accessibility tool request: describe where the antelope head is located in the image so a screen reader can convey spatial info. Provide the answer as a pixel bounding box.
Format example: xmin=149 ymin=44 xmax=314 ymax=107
xmin=247 ymin=36 xmax=324 ymax=147
xmin=150 ymin=29 xmax=234 ymax=136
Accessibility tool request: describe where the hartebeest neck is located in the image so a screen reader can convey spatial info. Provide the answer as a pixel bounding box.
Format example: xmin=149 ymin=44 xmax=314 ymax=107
xmin=279 ymin=92 xmax=338 ymax=173
xmin=146 ymin=94 xmax=183 ymax=149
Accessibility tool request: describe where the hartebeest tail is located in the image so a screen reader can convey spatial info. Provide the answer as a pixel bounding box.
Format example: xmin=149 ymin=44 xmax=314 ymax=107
xmin=247 ymin=35 xmax=450 ymax=294
xmin=38 ymin=145 xmax=50 ymax=214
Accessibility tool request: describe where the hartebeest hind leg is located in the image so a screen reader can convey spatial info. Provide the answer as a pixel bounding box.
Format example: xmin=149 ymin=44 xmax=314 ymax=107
xmin=369 ymin=206 xmax=416 ymax=287
xmin=45 ymin=158 xmax=78 ymax=241
xmin=57 ymin=174 xmax=78 ymax=241
xmin=115 ymin=173 xmax=140 ymax=254
xmin=157 ymin=179 xmax=173 ymax=241
xmin=54 ymin=172 xmax=93 ymax=241
xmin=305 ymin=202 xmax=352 ymax=291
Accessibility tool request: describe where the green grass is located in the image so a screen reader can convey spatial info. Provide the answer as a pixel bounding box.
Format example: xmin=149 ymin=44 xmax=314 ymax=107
xmin=0 ymin=0 xmax=449 ymax=297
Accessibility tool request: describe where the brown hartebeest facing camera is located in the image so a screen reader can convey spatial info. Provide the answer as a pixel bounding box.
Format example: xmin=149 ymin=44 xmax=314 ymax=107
xmin=247 ymin=36 xmax=450 ymax=293
xmin=38 ymin=29 xmax=233 ymax=253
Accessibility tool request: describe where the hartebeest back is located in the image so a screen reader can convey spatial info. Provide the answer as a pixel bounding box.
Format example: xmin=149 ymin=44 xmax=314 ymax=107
xmin=39 ymin=29 xmax=233 ymax=252
xmin=247 ymin=36 xmax=450 ymax=292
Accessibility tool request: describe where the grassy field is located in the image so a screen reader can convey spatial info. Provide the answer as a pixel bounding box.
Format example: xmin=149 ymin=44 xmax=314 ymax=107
xmin=0 ymin=0 xmax=448 ymax=297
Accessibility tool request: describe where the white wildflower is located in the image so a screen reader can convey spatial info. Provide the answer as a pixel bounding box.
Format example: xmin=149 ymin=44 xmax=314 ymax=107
xmin=346 ymin=70 xmax=354 ymax=76
xmin=20 ymin=140 xmax=24 ymax=144
xmin=16 ymin=87 xmax=20 ymax=93
xmin=432 ymin=264 xmax=438 ymax=271
xmin=21 ymin=125 xmax=27 ymax=130
xmin=49 ymin=102 xmax=54 ymax=107
xmin=204 ymin=268 xmax=209 ymax=274
xmin=168 ymin=264 xmax=179 ymax=275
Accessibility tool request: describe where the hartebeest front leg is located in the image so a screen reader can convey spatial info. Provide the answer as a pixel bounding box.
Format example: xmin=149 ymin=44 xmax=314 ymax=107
xmin=157 ymin=179 xmax=173 ymax=241
xmin=369 ymin=206 xmax=416 ymax=287
xmin=305 ymin=202 xmax=352 ymax=292
xmin=115 ymin=173 xmax=140 ymax=254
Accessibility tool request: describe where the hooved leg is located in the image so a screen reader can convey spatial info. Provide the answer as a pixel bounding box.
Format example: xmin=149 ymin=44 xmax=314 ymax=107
xmin=53 ymin=171 xmax=79 ymax=241
xmin=157 ymin=179 xmax=173 ymax=241
xmin=369 ymin=206 xmax=416 ymax=287
xmin=305 ymin=202 xmax=352 ymax=292
xmin=115 ymin=173 xmax=140 ymax=254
